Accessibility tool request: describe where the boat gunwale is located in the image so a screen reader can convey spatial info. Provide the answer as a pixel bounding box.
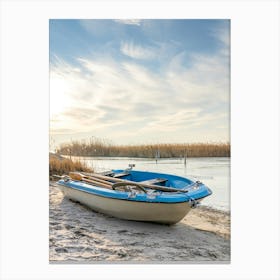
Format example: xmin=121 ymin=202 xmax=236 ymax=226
xmin=58 ymin=180 xmax=212 ymax=204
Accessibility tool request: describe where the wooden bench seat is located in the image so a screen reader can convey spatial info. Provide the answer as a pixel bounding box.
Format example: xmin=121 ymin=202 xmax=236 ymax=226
xmin=113 ymin=172 xmax=130 ymax=178
xmin=100 ymin=171 xmax=130 ymax=178
xmin=140 ymin=178 xmax=167 ymax=185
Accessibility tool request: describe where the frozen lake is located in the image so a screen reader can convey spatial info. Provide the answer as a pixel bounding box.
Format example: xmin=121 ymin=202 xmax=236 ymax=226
xmin=70 ymin=156 xmax=230 ymax=212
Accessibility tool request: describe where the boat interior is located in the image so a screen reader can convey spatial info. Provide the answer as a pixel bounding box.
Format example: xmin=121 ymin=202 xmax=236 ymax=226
xmin=100 ymin=170 xmax=193 ymax=189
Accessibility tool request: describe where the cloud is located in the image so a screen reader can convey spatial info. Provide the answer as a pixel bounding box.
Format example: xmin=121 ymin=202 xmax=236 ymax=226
xmin=114 ymin=19 xmax=142 ymax=26
xmin=50 ymin=37 xmax=229 ymax=144
xmin=210 ymin=21 xmax=230 ymax=57
xmin=120 ymin=41 xmax=157 ymax=60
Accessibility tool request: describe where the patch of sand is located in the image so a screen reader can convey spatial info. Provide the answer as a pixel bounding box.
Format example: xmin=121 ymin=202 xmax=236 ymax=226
xmin=182 ymin=206 xmax=230 ymax=240
xmin=49 ymin=183 xmax=230 ymax=263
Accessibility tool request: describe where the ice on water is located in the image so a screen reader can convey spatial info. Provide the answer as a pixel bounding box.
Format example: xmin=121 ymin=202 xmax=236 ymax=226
xmin=72 ymin=156 xmax=230 ymax=211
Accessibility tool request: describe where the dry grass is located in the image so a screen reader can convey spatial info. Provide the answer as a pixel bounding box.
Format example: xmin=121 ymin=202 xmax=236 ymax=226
xmin=57 ymin=139 xmax=230 ymax=158
xmin=49 ymin=153 xmax=92 ymax=176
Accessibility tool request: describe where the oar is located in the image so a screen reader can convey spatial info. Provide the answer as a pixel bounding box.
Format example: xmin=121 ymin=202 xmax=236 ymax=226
xmin=77 ymin=173 xmax=116 ymax=186
xmin=68 ymin=172 xmax=112 ymax=190
xmin=70 ymin=172 xmax=147 ymax=193
xmin=52 ymin=174 xmax=68 ymax=180
xmin=81 ymin=172 xmax=189 ymax=193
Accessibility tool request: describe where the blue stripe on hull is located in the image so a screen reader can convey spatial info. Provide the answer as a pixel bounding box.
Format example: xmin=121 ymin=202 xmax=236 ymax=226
xmin=58 ymin=169 xmax=212 ymax=203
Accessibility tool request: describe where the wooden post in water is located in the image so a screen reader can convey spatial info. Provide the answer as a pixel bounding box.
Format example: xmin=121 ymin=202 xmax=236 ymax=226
xmin=155 ymin=149 xmax=160 ymax=164
xmin=184 ymin=149 xmax=187 ymax=170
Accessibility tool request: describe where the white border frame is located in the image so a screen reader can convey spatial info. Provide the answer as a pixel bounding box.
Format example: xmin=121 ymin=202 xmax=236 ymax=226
xmin=1 ymin=1 xmax=279 ymax=279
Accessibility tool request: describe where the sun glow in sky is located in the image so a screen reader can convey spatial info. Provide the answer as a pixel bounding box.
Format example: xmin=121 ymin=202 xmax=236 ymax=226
xmin=50 ymin=19 xmax=230 ymax=147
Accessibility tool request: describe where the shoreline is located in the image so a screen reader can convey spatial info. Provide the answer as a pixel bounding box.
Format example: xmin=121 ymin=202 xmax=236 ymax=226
xmin=55 ymin=153 xmax=230 ymax=159
xmin=56 ymin=141 xmax=230 ymax=158
xmin=49 ymin=182 xmax=230 ymax=262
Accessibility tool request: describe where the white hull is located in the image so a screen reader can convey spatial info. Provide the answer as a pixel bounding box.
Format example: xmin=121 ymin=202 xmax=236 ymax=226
xmin=58 ymin=185 xmax=192 ymax=224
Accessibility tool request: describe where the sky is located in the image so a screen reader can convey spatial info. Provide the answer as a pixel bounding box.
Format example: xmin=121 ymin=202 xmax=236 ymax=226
xmin=49 ymin=19 xmax=230 ymax=148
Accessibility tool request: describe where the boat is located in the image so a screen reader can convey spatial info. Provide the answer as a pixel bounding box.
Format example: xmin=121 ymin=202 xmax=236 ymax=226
xmin=55 ymin=166 xmax=212 ymax=224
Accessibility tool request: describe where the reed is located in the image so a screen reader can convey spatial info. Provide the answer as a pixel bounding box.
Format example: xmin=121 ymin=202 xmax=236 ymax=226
xmin=49 ymin=153 xmax=92 ymax=176
xmin=57 ymin=139 xmax=230 ymax=158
